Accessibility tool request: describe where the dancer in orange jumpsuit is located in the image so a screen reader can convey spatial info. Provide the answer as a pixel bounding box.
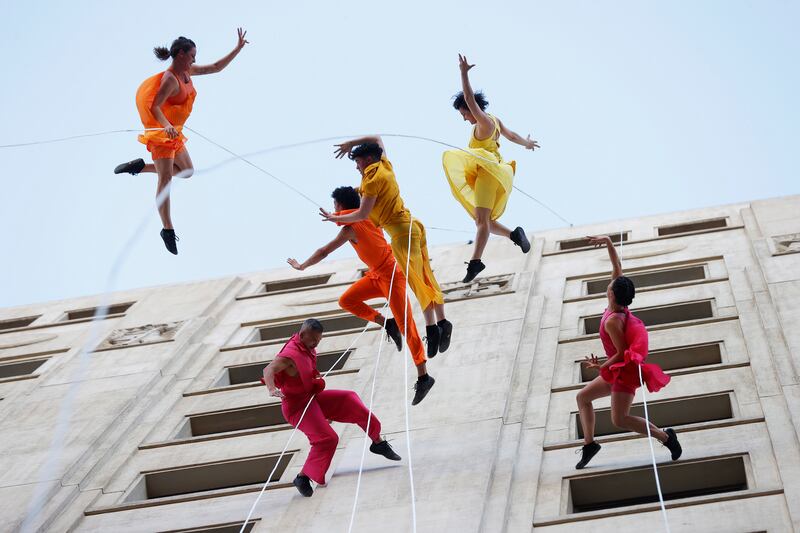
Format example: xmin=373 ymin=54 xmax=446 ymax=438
xmin=288 ymin=187 xmax=436 ymax=405
xmin=262 ymin=319 xmax=401 ymax=497
xmin=113 ymin=29 xmax=248 ymax=255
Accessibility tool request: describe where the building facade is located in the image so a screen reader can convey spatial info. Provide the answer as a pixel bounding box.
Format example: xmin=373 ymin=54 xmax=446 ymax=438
xmin=1 ymin=194 xmax=799 ymax=532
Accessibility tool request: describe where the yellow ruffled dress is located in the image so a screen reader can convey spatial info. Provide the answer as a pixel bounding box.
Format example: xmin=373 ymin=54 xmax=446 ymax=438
xmin=442 ymin=114 xmax=516 ymax=220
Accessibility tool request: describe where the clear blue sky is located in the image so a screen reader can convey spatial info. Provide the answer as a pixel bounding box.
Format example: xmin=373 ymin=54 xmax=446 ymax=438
xmin=1 ymin=1 xmax=797 ymax=308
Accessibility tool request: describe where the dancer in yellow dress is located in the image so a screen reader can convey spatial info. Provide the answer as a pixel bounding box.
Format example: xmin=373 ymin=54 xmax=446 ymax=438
xmin=323 ymin=137 xmax=452 ymax=358
xmin=443 ymin=54 xmax=540 ymax=282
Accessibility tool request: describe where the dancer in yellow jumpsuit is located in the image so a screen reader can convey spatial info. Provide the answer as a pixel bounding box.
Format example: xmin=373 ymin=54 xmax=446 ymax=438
xmin=322 ymin=137 xmax=452 ymax=358
xmin=443 ymin=54 xmax=540 ymax=282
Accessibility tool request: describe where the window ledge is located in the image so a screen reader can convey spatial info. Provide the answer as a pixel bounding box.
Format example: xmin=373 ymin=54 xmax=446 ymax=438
xmin=559 ymin=315 xmax=739 ymax=345
xmin=0 ymin=313 xmax=126 ymax=336
xmin=563 ymin=276 xmax=729 ymax=304
xmin=183 ymin=368 xmax=359 ymax=397
xmin=139 ymin=423 xmax=293 ymax=450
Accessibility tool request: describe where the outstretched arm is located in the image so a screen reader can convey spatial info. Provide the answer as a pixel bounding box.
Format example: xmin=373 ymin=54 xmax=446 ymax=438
xmin=319 ymin=196 xmax=377 ymax=224
xmin=190 ymin=28 xmax=248 ymax=76
xmin=262 ymin=356 xmax=294 ymax=398
xmin=287 ymin=227 xmax=353 ymax=270
xmin=588 ymin=235 xmax=622 ymax=279
xmin=458 ymin=54 xmax=494 ymax=139
xmin=334 ymin=135 xmax=386 ymax=159
xmin=498 ymin=119 xmax=539 ymax=151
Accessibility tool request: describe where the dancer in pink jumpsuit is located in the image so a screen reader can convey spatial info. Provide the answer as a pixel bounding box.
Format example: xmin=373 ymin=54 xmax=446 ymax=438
xmin=262 ymin=319 xmax=401 ymax=497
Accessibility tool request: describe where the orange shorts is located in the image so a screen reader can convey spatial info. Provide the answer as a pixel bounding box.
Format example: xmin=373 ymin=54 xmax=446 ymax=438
xmin=148 ymin=141 xmax=186 ymax=160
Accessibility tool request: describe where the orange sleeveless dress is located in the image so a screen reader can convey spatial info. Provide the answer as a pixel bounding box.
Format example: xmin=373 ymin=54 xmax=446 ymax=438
xmin=135 ymin=70 xmax=197 ymax=159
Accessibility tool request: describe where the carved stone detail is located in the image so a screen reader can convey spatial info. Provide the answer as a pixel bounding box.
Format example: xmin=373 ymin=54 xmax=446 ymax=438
xmin=442 ymin=274 xmax=515 ymax=301
xmin=772 ymin=233 xmax=800 ymax=255
xmin=98 ymin=322 xmax=183 ymax=350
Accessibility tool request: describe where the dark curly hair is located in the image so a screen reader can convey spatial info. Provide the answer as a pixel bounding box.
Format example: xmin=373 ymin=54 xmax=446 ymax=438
xmin=611 ymin=276 xmax=636 ymax=307
xmin=301 ymin=318 xmax=324 ymax=333
xmin=153 ymin=36 xmax=196 ymax=61
xmin=348 ymin=142 xmax=383 ymax=162
xmin=453 ymin=90 xmax=489 ymax=111
xmin=331 ymin=186 xmax=361 ymax=210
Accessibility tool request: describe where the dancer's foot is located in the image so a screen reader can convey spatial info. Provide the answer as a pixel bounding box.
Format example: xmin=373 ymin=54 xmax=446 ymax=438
xmin=293 ymin=474 xmax=314 ymax=497
xmin=575 ymin=441 xmax=601 ymax=469
xmin=663 ymin=428 xmax=682 ymax=461
xmin=463 ymin=259 xmax=486 ymax=283
xmin=114 ymin=158 xmax=145 ymax=175
xmin=510 ymin=227 xmax=531 ymax=254
xmin=412 ymin=374 xmax=435 ymax=405
xmin=425 ymin=324 xmax=441 ymax=358
xmin=160 ymin=229 xmax=179 ymax=255
xmin=370 ymin=440 xmax=402 ymax=461
xmin=437 ymin=319 xmax=453 ymax=353
xmin=384 ymin=318 xmax=403 ymax=351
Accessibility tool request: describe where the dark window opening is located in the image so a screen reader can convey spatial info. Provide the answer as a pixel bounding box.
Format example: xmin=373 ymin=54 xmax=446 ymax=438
xmin=261 ymin=274 xmax=332 ymax=294
xmin=225 ymin=350 xmax=351 ymax=386
xmin=189 ymin=404 xmax=287 ymax=437
xmin=585 ymin=265 xmax=707 ymax=295
xmin=0 ymin=358 xmax=48 ymax=380
xmin=0 ymin=315 xmax=40 ymax=331
xmin=560 ymin=232 xmax=629 ymax=251
xmin=581 ymin=342 xmax=723 ymax=382
xmin=658 ymin=218 xmax=728 ymax=237
xmin=583 ymin=301 xmax=714 ymax=335
xmin=65 ymin=302 xmax=134 ymax=321
xmin=254 ymin=315 xmax=368 ymax=343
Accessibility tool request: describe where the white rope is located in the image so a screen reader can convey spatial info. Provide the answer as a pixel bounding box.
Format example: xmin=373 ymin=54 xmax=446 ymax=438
xmin=400 ymin=219 xmax=418 ymax=532
xmin=346 ymin=226 xmax=404 ymax=533
xmin=0 ymin=127 xmax=164 ymax=148
xmin=619 ymin=231 xmax=670 ymax=532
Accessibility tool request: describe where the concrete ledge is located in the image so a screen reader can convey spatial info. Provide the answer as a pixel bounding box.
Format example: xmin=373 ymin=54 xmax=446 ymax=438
xmin=139 ymin=423 xmax=293 ymax=450
xmin=182 ymin=368 xmax=360 ymax=397
xmin=563 ymin=277 xmax=730 ymax=304
xmin=558 ymin=315 xmax=740 ymax=345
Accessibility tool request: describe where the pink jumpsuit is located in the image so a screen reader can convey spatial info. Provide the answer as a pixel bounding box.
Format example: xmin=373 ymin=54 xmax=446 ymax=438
xmin=275 ymin=334 xmax=383 ymax=484
xmin=599 ymin=308 xmax=671 ymax=395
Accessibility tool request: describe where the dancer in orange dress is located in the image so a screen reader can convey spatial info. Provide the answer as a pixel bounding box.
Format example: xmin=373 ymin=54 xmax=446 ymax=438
xmin=114 ymin=29 xmax=248 ymax=255
xmin=288 ymin=187 xmax=435 ymax=405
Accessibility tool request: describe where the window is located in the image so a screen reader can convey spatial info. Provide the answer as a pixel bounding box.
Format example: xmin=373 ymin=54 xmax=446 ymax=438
xmin=179 ymin=404 xmax=288 ymax=438
xmin=261 ymin=274 xmax=332 ymax=294
xmin=585 ymin=265 xmax=707 ymax=295
xmin=581 ymin=342 xmax=723 ymax=382
xmin=128 ymin=453 xmax=292 ymax=502
xmin=657 ymin=218 xmax=727 ymax=237
xmin=0 ymin=358 xmax=48 ymax=380
xmin=559 ymin=232 xmax=629 ymax=251
xmin=569 ymin=455 xmax=747 ymax=513
xmin=575 ymin=393 xmax=733 ymax=439
xmin=252 ymin=315 xmax=367 ymax=343
xmin=220 ymin=350 xmax=351 ymax=387
xmin=0 ymin=315 xmax=40 ymax=331
xmin=63 ymin=302 xmax=134 ymax=321
xmin=159 ymin=521 xmax=256 ymax=533
xmin=583 ymin=300 xmax=714 ymax=335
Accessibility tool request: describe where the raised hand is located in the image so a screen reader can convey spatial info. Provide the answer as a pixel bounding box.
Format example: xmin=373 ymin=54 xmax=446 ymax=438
xmin=319 ymin=207 xmax=337 ymax=223
xmin=587 ymin=235 xmax=612 ymax=248
xmin=287 ymin=258 xmax=304 ymax=271
xmin=458 ymin=54 xmax=475 ymax=75
xmin=583 ymin=353 xmax=602 ymax=369
xmin=525 ymin=134 xmax=540 ymax=151
xmin=236 ymin=28 xmax=249 ymax=50
xmin=334 ymin=142 xmax=354 ymax=159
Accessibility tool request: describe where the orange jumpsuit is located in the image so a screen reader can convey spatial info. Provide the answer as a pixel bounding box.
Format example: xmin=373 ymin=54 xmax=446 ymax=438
xmin=135 ymin=70 xmax=196 ymax=160
xmin=336 ymin=209 xmax=426 ymax=366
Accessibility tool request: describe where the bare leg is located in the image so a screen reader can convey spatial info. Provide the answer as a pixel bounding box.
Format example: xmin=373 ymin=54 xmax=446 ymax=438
xmin=472 ymin=207 xmax=492 ymax=260
xmin=415 ymin=361 xmax=427 ymax=378
xmin=576 ymin=377 xmax=612 ymax=445
xmin=153 ymin=158 xmax=175 ymax=229
xmin=610 ymin=392 xmax=668 ymax=442
xmin=489 ymin=219 xmax=513 ymax=237
xmin=422 ymin=303 xmax=446 ymax=326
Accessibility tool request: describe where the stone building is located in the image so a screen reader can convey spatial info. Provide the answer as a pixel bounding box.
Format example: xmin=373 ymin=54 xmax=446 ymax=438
xmin=1 ymin=194 xmax=799 ymax=532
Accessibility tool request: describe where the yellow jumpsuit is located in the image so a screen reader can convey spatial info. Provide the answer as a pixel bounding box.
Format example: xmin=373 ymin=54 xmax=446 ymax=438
xmin=442 ymin=114 xmax=516 ymax=220
xmin=359 ymin=156 xmax=444 ymax=311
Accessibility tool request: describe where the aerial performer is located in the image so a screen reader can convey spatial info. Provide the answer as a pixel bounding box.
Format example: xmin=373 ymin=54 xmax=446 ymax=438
xmin=288 ymin=186 xmax=436 ymax=405
xmin=113 ymin=29 xmax=249 ymax=255
xmin=322 ymin=137 xmax=453 ymax=359
xmin=574 ymin=236 xmax=682 ymax=469
xmin=443 ymin=54 xmax=540 ymax=283
xmin=261 ymin=319 xmax=401 ymax=497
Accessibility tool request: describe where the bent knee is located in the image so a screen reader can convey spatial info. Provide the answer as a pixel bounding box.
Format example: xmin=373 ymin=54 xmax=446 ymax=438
xmin=177 ymin=167 xmax=194 ymax=179
xmin=610 ymin=413 xmax=628 ymax=428
xmin=314 ymin=431 xmax=339 ymax=449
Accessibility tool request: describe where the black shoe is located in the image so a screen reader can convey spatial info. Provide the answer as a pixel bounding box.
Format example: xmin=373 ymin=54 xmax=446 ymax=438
xmin=114 ymin=158 xmax=145 ymax=175
xmin=462 ymin=259 xmax=485 ymax=283
xmin=160 ymin=229 xmax=179 ymax=255
xmin=510 ymin=227 xmax=531 ymax=254
xmin=437 ymin=319 xmax=453 ymax=353
xmin=663 ymin=428 xmax=682 ymax=461
xmin=425 ymin=325 xmax=441 ymax=358
xmin=575 ymin=441 xmax=601 ymax=469
xmin=370 ymin=440 xmax=402 ymax=461
xmin=384 ymin=318 xmax=403 ymax=352
xmin=293 ymin=474 xmax=313 ymax=497
xmin=412 ymin=374 xmax=435 ymax=405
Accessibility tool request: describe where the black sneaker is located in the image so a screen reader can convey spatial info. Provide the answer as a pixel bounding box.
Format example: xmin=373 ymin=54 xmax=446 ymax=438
xmin=412 ymin=374 xmax=435 ymax=405
xmin=370 ymin=440 xmax=402 ymax=461
xmin=575 ymin=441 xmax=601 ymax=469
xmin=663 ymin=428 xmax=682 ymax=461
xmin=384 ymin=318 xmax=403 ymax=352
xmin=425 ymin=325 xmax=441 ymax=358
xmin=462 ymin=259 xmax=485 ymax=283
xmin=160 ymin=229 xmax=179 ymax=255
xmin=114 ymin=158 xmax=145 ymax=175
xmin=510 ymin=227 xmax=531 ymax=254
xmin=437 ymin=319 xmax=453 ymax=353
xmin=293 ymin=474 xmax=313 ymax=497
